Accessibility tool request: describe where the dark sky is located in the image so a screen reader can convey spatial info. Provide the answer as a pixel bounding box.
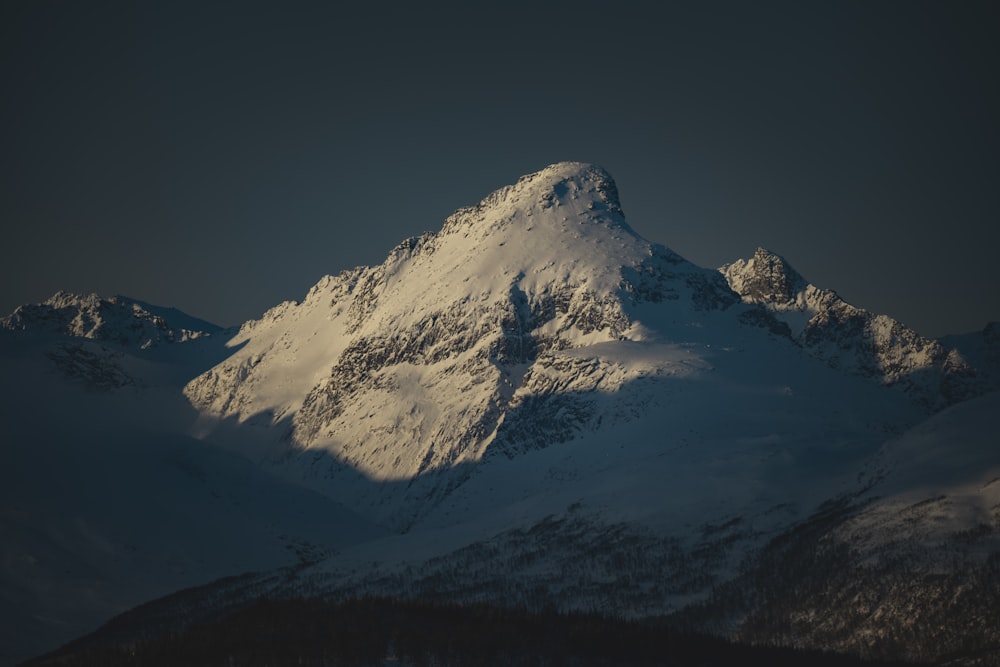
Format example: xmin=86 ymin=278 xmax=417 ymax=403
xmin=2 ymin=1 xmax=998 ymax=337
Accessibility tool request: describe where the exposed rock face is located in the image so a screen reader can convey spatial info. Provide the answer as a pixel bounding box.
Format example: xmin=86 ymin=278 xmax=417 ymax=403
xmin=720 ymin=248 xmax=982 ymax=410
xmin=720 ymin=248 xmax=808 ymax=305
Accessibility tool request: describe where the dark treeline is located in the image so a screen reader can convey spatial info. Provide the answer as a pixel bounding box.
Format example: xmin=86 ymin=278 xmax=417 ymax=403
xmin=25 ymin=596 xmax=915 ymax=667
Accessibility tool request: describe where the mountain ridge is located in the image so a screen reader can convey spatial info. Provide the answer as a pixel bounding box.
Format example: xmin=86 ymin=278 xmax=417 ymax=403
xmin=720 ymin=247 xmax=981 ymax=410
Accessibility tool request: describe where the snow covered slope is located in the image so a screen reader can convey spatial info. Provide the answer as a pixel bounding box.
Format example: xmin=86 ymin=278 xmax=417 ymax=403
xmin=720 ymin=248 xmax=981 ymax=410
xmin=106 ymin=388 xmax=998 ymax=665
xmin=63 ymin=389 xmax=1000 ymax=665
xmin=0 ymin=307 xmax=383 ymax=665
xmin=683 ymin=390 xmax=1000 ymax=663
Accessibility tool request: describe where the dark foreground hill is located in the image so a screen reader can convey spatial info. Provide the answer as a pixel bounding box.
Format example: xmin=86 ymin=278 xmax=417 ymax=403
xmin=25 ymin=596 xmax=916 ymax=667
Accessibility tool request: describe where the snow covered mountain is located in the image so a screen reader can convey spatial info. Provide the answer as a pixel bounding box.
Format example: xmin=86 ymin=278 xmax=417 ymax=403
xmin=183 ymin=162 xmax=980 ymax=532
xmin=4 ymin=162 xmax=997 ymax=665
xmin=183 ymin=163 xmax=749 ymax=530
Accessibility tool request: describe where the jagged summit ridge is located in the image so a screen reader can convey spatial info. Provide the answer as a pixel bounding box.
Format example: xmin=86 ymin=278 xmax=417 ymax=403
xmin=720 ymin=251 xmax=981 ymax=410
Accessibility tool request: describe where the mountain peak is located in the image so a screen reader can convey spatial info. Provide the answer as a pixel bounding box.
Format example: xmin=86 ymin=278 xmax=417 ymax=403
xmin=441 ymin=162 xmax=626 ymax=239
xmin=2 ymin=291 xmax=221 ymax=348
xmin=514 ymin=162 xmax=623 ymax=215
xmin=345 ymin=162 xmax=669 ymax=342
xmin=719 ymin=247 xmax=807 ymax=305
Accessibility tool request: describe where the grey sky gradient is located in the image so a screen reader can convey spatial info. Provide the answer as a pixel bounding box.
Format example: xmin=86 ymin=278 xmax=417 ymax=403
xmin=2 ymin=1 xmax=998 ymax=338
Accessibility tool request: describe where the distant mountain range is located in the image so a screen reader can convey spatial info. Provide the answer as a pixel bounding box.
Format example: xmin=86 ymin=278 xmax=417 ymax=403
xmin=3 ymin=163 xmax=998 ymax=666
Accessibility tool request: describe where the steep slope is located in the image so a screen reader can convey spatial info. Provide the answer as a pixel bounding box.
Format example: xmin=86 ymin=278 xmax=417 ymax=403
xmin=720 ymin=248 xmax=980 ymax=410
